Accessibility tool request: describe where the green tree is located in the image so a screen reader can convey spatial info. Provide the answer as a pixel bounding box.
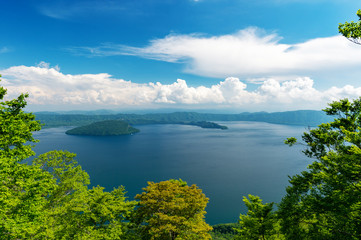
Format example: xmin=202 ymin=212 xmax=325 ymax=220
xmin=210 ymin=223 xmax=240 ymax=240
xmin=0 ymin=77 xmax=55 ymax=238
xmin=339 ymin=9 xmax=361 ymax=45
xmin=0 ymin=76 xmax=41 ymax=160
xmin=33 ymin=150 xmax=136 ymax=239
xmin=279 ymin=98 xmax=361 ymax=239
xmin=133 ymin=179 xmax=212 ymax=240
xmin=236 ymin=195 xmax=283 ymax=240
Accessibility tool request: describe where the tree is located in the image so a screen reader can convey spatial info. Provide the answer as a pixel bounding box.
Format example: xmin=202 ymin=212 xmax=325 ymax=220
xmin=339 ymin=9 xmax=361 ymax=45
xmin=0 ymin=76 xmax=41 ymax=160
xmin=236 ymin=195 xmax=282 ymax=240
xmin=33 ymin=150 xmax=135 ymax=239
xmin=210 ymin=223 xmax=240 ymax=239
xmin=0 ymin=77 xmax=55 ymax=238
xmin=279 ymin=98 xmax=361 ymax=239
xmin=133 ymin=179 xmax=212 ymax=240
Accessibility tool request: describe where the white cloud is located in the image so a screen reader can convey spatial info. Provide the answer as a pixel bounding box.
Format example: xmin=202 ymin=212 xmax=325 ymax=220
xmin=259 ymin=77 xmax=321 ymax=103
xmin=72 ymin=27 xmax=361 ymax=81
xmin=2 ymin=63 xmax=361 ymax=111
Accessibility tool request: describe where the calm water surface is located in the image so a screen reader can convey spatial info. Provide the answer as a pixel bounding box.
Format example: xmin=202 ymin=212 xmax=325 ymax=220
xmin=33 ymin=121 xmax=310 ymax=225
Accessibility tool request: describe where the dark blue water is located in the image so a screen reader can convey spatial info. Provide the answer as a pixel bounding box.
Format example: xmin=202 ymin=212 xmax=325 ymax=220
xmin=32 ymin=121 xmax=310 ymax=225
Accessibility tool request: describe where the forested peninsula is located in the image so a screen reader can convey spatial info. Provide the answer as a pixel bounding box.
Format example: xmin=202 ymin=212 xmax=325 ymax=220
xmin=65 ymin=120 xmax=140 ymax=136
xmin=63 ymin=119 xmax=227 ymax=136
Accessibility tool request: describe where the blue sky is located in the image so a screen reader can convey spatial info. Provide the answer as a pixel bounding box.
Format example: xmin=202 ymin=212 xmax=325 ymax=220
xmin=1 ymin=0 xmax=361 ymax=112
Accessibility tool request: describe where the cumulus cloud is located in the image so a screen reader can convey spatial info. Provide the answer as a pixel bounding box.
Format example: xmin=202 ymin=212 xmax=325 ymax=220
xmin=71 ymin=28 xmax=361 ymax=80
xmin=2 ymin=63 xmax=361 ymax=111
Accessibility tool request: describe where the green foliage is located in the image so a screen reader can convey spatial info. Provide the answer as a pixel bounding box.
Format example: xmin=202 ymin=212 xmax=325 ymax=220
xmin=0 ymin=157 xmax=55 ymax=239
xmin=133 ymin=179 xmax=212 ymax=240
xmin=45 ymin=185 xmax=135 ymax=239
xmin=31 ymin=151 xmax=135 ymax=239
xmin=279 ymin=98 xmax=361 ymax=239
xmin=339 ymin=9 xmax=361 ymax=45
xmin=65 ymin=120 xmax=140 ymax=136
xmin=210 ymin=223 xmax=240 ymax=239
xmin=0 ymin=77 xmax=41 ymax=160
xmin=284 ymin=137 xmax=297 ymax=146
xmin=0 ymin=78 xmax=52 ymax=238
xmin=33 ymin=150 xmax=90 ymax=199
xmin=236 ymin=195 xmax=283 ymax=240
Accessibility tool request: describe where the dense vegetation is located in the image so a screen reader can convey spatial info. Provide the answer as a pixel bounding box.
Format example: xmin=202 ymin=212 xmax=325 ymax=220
xmin=132 ymin=179 xmax=212 ymax=239
xmin=279 ymin=98 xmax=361 ymax=239
xmin=210 ymin=223 xmax=240 ymax=239
xmin=1 ymin=10 xmax=361 ymax=239
xmin=65 ymin=120 xmax=140 ymax=136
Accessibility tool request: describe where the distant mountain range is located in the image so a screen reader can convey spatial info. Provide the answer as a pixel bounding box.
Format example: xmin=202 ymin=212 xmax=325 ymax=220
xmin=35 ymin=110 xmax=334 ymax=128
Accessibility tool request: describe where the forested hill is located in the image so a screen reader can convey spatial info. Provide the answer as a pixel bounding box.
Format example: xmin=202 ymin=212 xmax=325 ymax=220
xmin=35 ymin=110 xmax=334 ymax=128
xmin=65 ymin=120 xmax=140 ymax=136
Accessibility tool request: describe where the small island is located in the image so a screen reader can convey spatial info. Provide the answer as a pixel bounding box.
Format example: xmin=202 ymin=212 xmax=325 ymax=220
xmin=65 ymin=120 xmax=140 ymax=136
xmin=186 ymin=121 xmax=228 ymax=130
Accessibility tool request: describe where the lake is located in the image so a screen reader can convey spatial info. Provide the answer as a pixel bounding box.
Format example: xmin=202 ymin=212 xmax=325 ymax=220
xmin=32 ymin=121 xmax=310 ymax=225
